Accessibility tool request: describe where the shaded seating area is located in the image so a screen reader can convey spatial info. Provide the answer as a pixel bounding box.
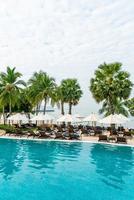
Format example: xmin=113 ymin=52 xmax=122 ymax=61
xmin=98 ymin=134 xmax=128 ymax=144
xmin=97 ymin=127 xmax=134 ymax=144
xmin=2 ymin=123 xmax=133 ymax=144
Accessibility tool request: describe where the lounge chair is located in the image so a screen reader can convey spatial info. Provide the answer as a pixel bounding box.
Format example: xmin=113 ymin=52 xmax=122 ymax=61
xmin=84 ymin=129 xmax=89 ymax=136
xmin=55 ymin=132 xmax=66 ymax=139
xmin=98 ymin=135 xmax=108 ymax=142
xmin=27 ymin=131 xmax=35 ymax=138
xmin=15 ymin=131 xmax=23 ymax=137
xmin=69 ymin=133 xmax=80 ymax=140
xmin=116 ymin=136 xmax=127 ymax=144
xmin=124 ymin=132 xmax=132 ymax=138
xmin=62 ymin=132 xmax=70 ymax=139
xmin=38 ymin=131 xmax=51 ymax=139
xmin=90 ymin=130 xmax=95 ymax=136
xmin=108 ymin=136 xmax=116 ymax=143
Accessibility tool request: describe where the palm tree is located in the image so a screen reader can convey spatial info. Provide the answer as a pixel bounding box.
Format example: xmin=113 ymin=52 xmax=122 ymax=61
xmin=59 ymin=84 xmax=66 ymax=115
xmin=50 ymin=86 xmax=64 ymax=115
xmin=99 ymin=98 xmax=129 ymax=117
xmin=90 ymin=62 xmax=133 ymax=116
xmin=61 ymin=79 xmax=83 ymax=114
xmin=12 ymin=88 xmax=33 ymax=114
xmin=51 ymin=84 xmax=72 ymax=115
xmin=28 ymin=71 xmax=56 ymax=114
xmin=0 ymin=67 xmax=26 ymax=116
xmin=125 ymin=98 xmax=134 ymax=116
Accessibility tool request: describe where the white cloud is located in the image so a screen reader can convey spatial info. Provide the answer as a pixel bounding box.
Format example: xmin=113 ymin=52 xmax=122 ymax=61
xmin=0 ymin=0 xmax=134 ymax=115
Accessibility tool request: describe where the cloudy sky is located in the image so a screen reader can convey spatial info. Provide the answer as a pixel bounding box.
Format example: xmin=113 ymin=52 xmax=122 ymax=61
xmin=0 ymin=0 xmax=134 ymax=115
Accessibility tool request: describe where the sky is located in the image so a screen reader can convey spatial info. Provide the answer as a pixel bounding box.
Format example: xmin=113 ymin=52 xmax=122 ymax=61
xmin=0 ymin=0 xmax=134 ymax=116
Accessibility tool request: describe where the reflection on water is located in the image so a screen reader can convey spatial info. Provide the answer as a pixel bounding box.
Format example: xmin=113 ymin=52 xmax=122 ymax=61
xmin=90 ymin=144 xmax=134 ymax=190
xmin=27 ymin=141 xmax=82 ymax=173
xmin=0 ymin=139 xmax=134 ymax=200
xmin=0 ymin=139 xmax=82 ymax=180
xmin=0 ymin=139 xmax=25 ymax=180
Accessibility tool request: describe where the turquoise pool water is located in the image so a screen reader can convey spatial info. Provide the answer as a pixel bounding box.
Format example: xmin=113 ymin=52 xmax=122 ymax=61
xmin=0 ymin=139 xmax=134 ymax=200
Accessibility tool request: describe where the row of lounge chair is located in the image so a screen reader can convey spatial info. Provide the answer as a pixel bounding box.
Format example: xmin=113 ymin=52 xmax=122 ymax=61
xmin=2 ymin=124 xmax=133 ymax=144
xmin=98 ymin=135 xmax=127 ymax=144
xmin=6 ymin=129 xmax=81 ymax=140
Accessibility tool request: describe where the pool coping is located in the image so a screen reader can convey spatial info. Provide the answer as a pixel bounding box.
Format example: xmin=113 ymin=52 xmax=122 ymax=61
xmin=0 ymin=135 xmax=134 ymax=148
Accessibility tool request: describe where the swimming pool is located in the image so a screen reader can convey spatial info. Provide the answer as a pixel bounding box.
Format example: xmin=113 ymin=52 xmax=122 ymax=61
xmin=0 ymin=139 xmax=134 ymax=200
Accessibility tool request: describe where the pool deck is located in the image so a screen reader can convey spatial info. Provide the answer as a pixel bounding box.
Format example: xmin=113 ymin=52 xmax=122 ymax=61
xmin=0 ymin=134 xmax=134 ymax=147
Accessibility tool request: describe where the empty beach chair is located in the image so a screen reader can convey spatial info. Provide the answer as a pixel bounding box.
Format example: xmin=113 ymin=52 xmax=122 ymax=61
xmin=69 ymin=133 xmax=80 ymax=140
xmin=98 ymin=135 xmax=108 ymax=142
xmin=116 ymin=136 xmax=127 ymax=144
xmin=124 ymin=132 xmax=132 ymax=138
xmin=38 ymin=131 xmax=51 ymax=139
xmin=55 ymin=132 xmax=65 ymax=139
xmin=27 ymin=130 xmax=35 ymax=138
xmin=108 ymin=136 xmax=116 ymax=143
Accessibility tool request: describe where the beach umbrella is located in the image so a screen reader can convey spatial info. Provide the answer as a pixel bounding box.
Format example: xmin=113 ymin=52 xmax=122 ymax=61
xmin=83 ymin=113 xmax=99 ymax=126
xmin=99 ymin=114 xmax=125 ymax=124
xmin=29 ymin=113 xmax=35 ymax=119
xmin=57 ymin=114 xmax=81 ymax=123
xmin=7 ymin=113 xmax=29 ymax=124
xmin=117 ymin=114 xmax=129 ymax=122
xmin=83 ymin=113 xmax=99 ymax=122
xmin=0 ymin=115 xmax=4 ymax=124
xmin=7 ymin=113 xmax=29 ymax=121
xmin=31 ymin=113 xmax=55 ymax=123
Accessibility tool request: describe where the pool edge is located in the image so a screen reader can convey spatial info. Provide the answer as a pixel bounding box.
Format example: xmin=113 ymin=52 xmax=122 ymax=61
xmin=0 ymin=136 xmax=134 ymax=148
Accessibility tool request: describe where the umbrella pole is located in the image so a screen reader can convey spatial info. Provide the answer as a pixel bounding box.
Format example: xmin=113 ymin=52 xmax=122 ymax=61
xmin=111 ymin=123 xmax=115 ymax=134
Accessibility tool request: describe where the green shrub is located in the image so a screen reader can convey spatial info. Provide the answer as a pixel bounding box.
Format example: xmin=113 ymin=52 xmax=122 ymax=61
xmin=0 ymin=124 xmax=37 ymax=133
xmin=131 ymin=131 xmax=134 ymax=135
xmin=0 ymin=124 xmax=16 ymax=133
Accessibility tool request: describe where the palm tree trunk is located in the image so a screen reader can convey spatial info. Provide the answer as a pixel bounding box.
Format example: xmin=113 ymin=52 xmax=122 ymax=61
xmin=9 ymin=98 xmax=12 ymax=115
xmin=61 ymin=102 xmax=65 ymax=115
xmin=44 ymin=98 xmax=47 ymax=114
xmin=109 ymin=96 xmax=114 ymax=115
xmin=109 ymin=97 xmax=115 ymax=130
xmin=2 ymin=106 xmax=6 ymax=125
xmin=68 ymin=102 xmax=72 ymax=115
xmin=36 ymin=103 xmax=40 ymax=115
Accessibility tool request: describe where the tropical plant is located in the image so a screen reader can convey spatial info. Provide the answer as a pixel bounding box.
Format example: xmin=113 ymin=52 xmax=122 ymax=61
xmin=125 ymin=98 xmax=134 ymax=116
xmin=90 ymin=62 xmax=133 ymax=116
xmin=50 ymin=86 xmax=64 ymax=114
xmin=58 ymin=84 xmax=67 ymax=115
xmin=28 ymin=71 xmax=56 ymax=114
xmin=99 ymin=98 xmax=129 ymax=117
xmin=12 ymin=88 xmax=33 ymax=114
xmin=0 ymin=67 xmax=26 ymax=115
xmin=60 ymin=79 xmax=83 ymax=114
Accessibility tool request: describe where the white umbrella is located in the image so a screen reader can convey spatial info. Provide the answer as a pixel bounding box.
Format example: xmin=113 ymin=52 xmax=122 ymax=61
xmin=31 ymin=113 xmax=55 ymax=122
xmin=7 ymin=113 xmax=29 ymax=124
xmin=7 ymin=113 xmax=29 ymax=121
xmin=57 ymin=114 xmax=81 ymax=123
xmin=83 ymin=113 xmax=99 ymax=122
xmin=29 ymin=113 xmax=35 ymax=119
xmin=117 ymin=114 xmax=129 ymax=122
xmin=99 ymin=114 xmax=125 ymax=124
xmin=0 ymin=115 xmax=5 ymax=124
